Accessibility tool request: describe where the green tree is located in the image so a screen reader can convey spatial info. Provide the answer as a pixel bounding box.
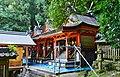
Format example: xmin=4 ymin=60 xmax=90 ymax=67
xmin=48 ymin=0 xmax=120 ymax=47
xmin=93 ymin=0 xmax=120 ymax=47
xmin=48 ymin=0 xmax=94 ymax=28
xmin=0 ymin=0 xmax=49 ymax=31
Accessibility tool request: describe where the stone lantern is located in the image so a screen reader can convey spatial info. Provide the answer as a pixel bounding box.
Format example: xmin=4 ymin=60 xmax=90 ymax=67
xmin=95 ymin=48 xmax=104 ymax=71
xmin=96 ymin=48 xmax=104 ymax=61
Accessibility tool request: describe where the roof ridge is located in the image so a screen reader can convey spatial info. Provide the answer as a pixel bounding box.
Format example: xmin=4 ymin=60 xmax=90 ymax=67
xmin=0 ymin=30 xmax=27 ymax=36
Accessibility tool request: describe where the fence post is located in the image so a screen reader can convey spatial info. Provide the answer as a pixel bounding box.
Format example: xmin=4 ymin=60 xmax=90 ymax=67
xmin=118 ymin=48 xmax=120 ymax=59
xmin=116 ymin=49 xmax=118 ymax=59
xmin=113 ymin=48 xmax=115 ymax=62
xmin=108 ymin=47 xmax=110 ymax=59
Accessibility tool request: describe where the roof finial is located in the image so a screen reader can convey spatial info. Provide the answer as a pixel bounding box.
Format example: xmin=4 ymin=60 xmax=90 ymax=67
xmin=87 ymin=2 xmax=93 ymax=13
xmin=86 ymin=2 xmax=95 ymax=17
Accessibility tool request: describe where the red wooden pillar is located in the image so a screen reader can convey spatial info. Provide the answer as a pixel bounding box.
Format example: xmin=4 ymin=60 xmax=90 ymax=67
xmin=46 ymin=40 xmax=49 ymax=57
xmin=65 ymin=32 xmax=72 ymax=59
xmin=76 ymin=33 xmax=80 ymax=46
xmin=66 ymin=36 xmax=69 ymax=59
xmin=76 ymin=33 xmax=81 ymax=61
xmin=43 ymin=40 xmax=46 ymax=57
xmin=37 ymin=43 xmax=40 ymax=57
xmin=53 ymin=37 xmax=57 ymax=59
xmin=50 ymin=40 xmax=54 ymax=59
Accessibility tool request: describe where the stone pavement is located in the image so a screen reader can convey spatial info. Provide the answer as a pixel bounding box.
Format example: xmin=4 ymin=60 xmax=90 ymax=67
xmin=58 ymin=73 xmax=79 ymax=77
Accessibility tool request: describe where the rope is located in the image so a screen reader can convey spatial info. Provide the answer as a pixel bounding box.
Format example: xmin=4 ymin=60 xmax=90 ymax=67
xmin=74 ymin=45 xmax=99 ymax=77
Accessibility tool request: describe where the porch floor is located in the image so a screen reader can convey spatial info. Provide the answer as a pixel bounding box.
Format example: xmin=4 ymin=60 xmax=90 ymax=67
xmin=22 ymin=58 xmax=91 ymax=74
xmin=26 ymin=62 xmax=90 ymax=75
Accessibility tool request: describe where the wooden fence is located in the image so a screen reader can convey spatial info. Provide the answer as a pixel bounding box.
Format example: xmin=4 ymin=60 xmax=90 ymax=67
xmin=100 ymin=45 xmax=120 ymax=60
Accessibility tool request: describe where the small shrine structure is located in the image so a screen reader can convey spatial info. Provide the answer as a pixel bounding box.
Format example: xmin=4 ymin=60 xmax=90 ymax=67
xmin=33 ymin=14 xmax=99 ymax=67
xmin=0 ymin=48 xmax=18 ymax=77
xmin=0 ymin=31 xmax=36 ymax=77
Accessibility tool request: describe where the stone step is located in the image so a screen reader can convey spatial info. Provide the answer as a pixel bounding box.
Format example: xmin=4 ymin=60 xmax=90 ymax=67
xmin=48 ymin=60 xmax=80 ymax=68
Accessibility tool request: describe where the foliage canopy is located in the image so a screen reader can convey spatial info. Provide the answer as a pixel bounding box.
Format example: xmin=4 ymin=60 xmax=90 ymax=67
xmin=48 ymin=0 xmax=120 ymax=47
xmin=0 ymin=0 xmax=120 ymax=47
xmin=0 ymin=0 xmax=48 ymax=31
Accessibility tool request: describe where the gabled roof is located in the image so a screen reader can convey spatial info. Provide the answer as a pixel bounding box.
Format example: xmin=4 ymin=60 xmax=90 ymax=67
xmin=0 ymin=30 xmax=27 ymax=35
xmin=66 ymin=14 xmax=99 ymax=27
xmin=33 ymin=14 xmax=100 ymax=39
xmin=33 ymin=30 xmax=62 ymax=39
xmin=0 ymin=31 xmax=36 ymax=46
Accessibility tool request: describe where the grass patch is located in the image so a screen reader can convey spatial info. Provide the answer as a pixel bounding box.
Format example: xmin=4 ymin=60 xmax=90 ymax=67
xmin=78 ymin=69 xmax=120 ymax=77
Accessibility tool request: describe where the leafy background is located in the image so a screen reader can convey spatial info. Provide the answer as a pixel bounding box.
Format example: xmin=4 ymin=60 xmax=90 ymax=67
xmin=0 ymin=0 xmax=120 ymax=47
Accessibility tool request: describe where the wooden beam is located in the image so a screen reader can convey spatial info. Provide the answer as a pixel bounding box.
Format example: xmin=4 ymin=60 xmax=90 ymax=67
xmin=25 ymin=46 xmax=29 ymax=67
xmin=56 ymin=37 xmax=66 ymax=41
xmin=64 ymin=32 xmax=72 ymax=36
xmin=69 ymin=33 xmax=79 ymax=37
xmin=80 ymin=25 xmax=99 ymax=32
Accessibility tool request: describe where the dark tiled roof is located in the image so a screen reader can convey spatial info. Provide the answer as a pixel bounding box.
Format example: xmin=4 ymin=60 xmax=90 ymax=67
xmin=0 ymin=48 xmax=18 ymax=58
xmin=0 ymin=31 xmax=36 ymax=45
xmin=33 ymin=14 xmax=99 ymax=39
xmin=33 ymin=30 xmax=62 ymax=39
xmin=0 ymin=30 xmax=27 ymax=36
xmin=67 ymin=14 xmax=99 ymax=27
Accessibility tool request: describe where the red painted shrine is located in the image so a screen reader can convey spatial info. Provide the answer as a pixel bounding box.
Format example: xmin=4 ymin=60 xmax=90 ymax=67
xmin=33 ymin=14 xmax=99 ymax=67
